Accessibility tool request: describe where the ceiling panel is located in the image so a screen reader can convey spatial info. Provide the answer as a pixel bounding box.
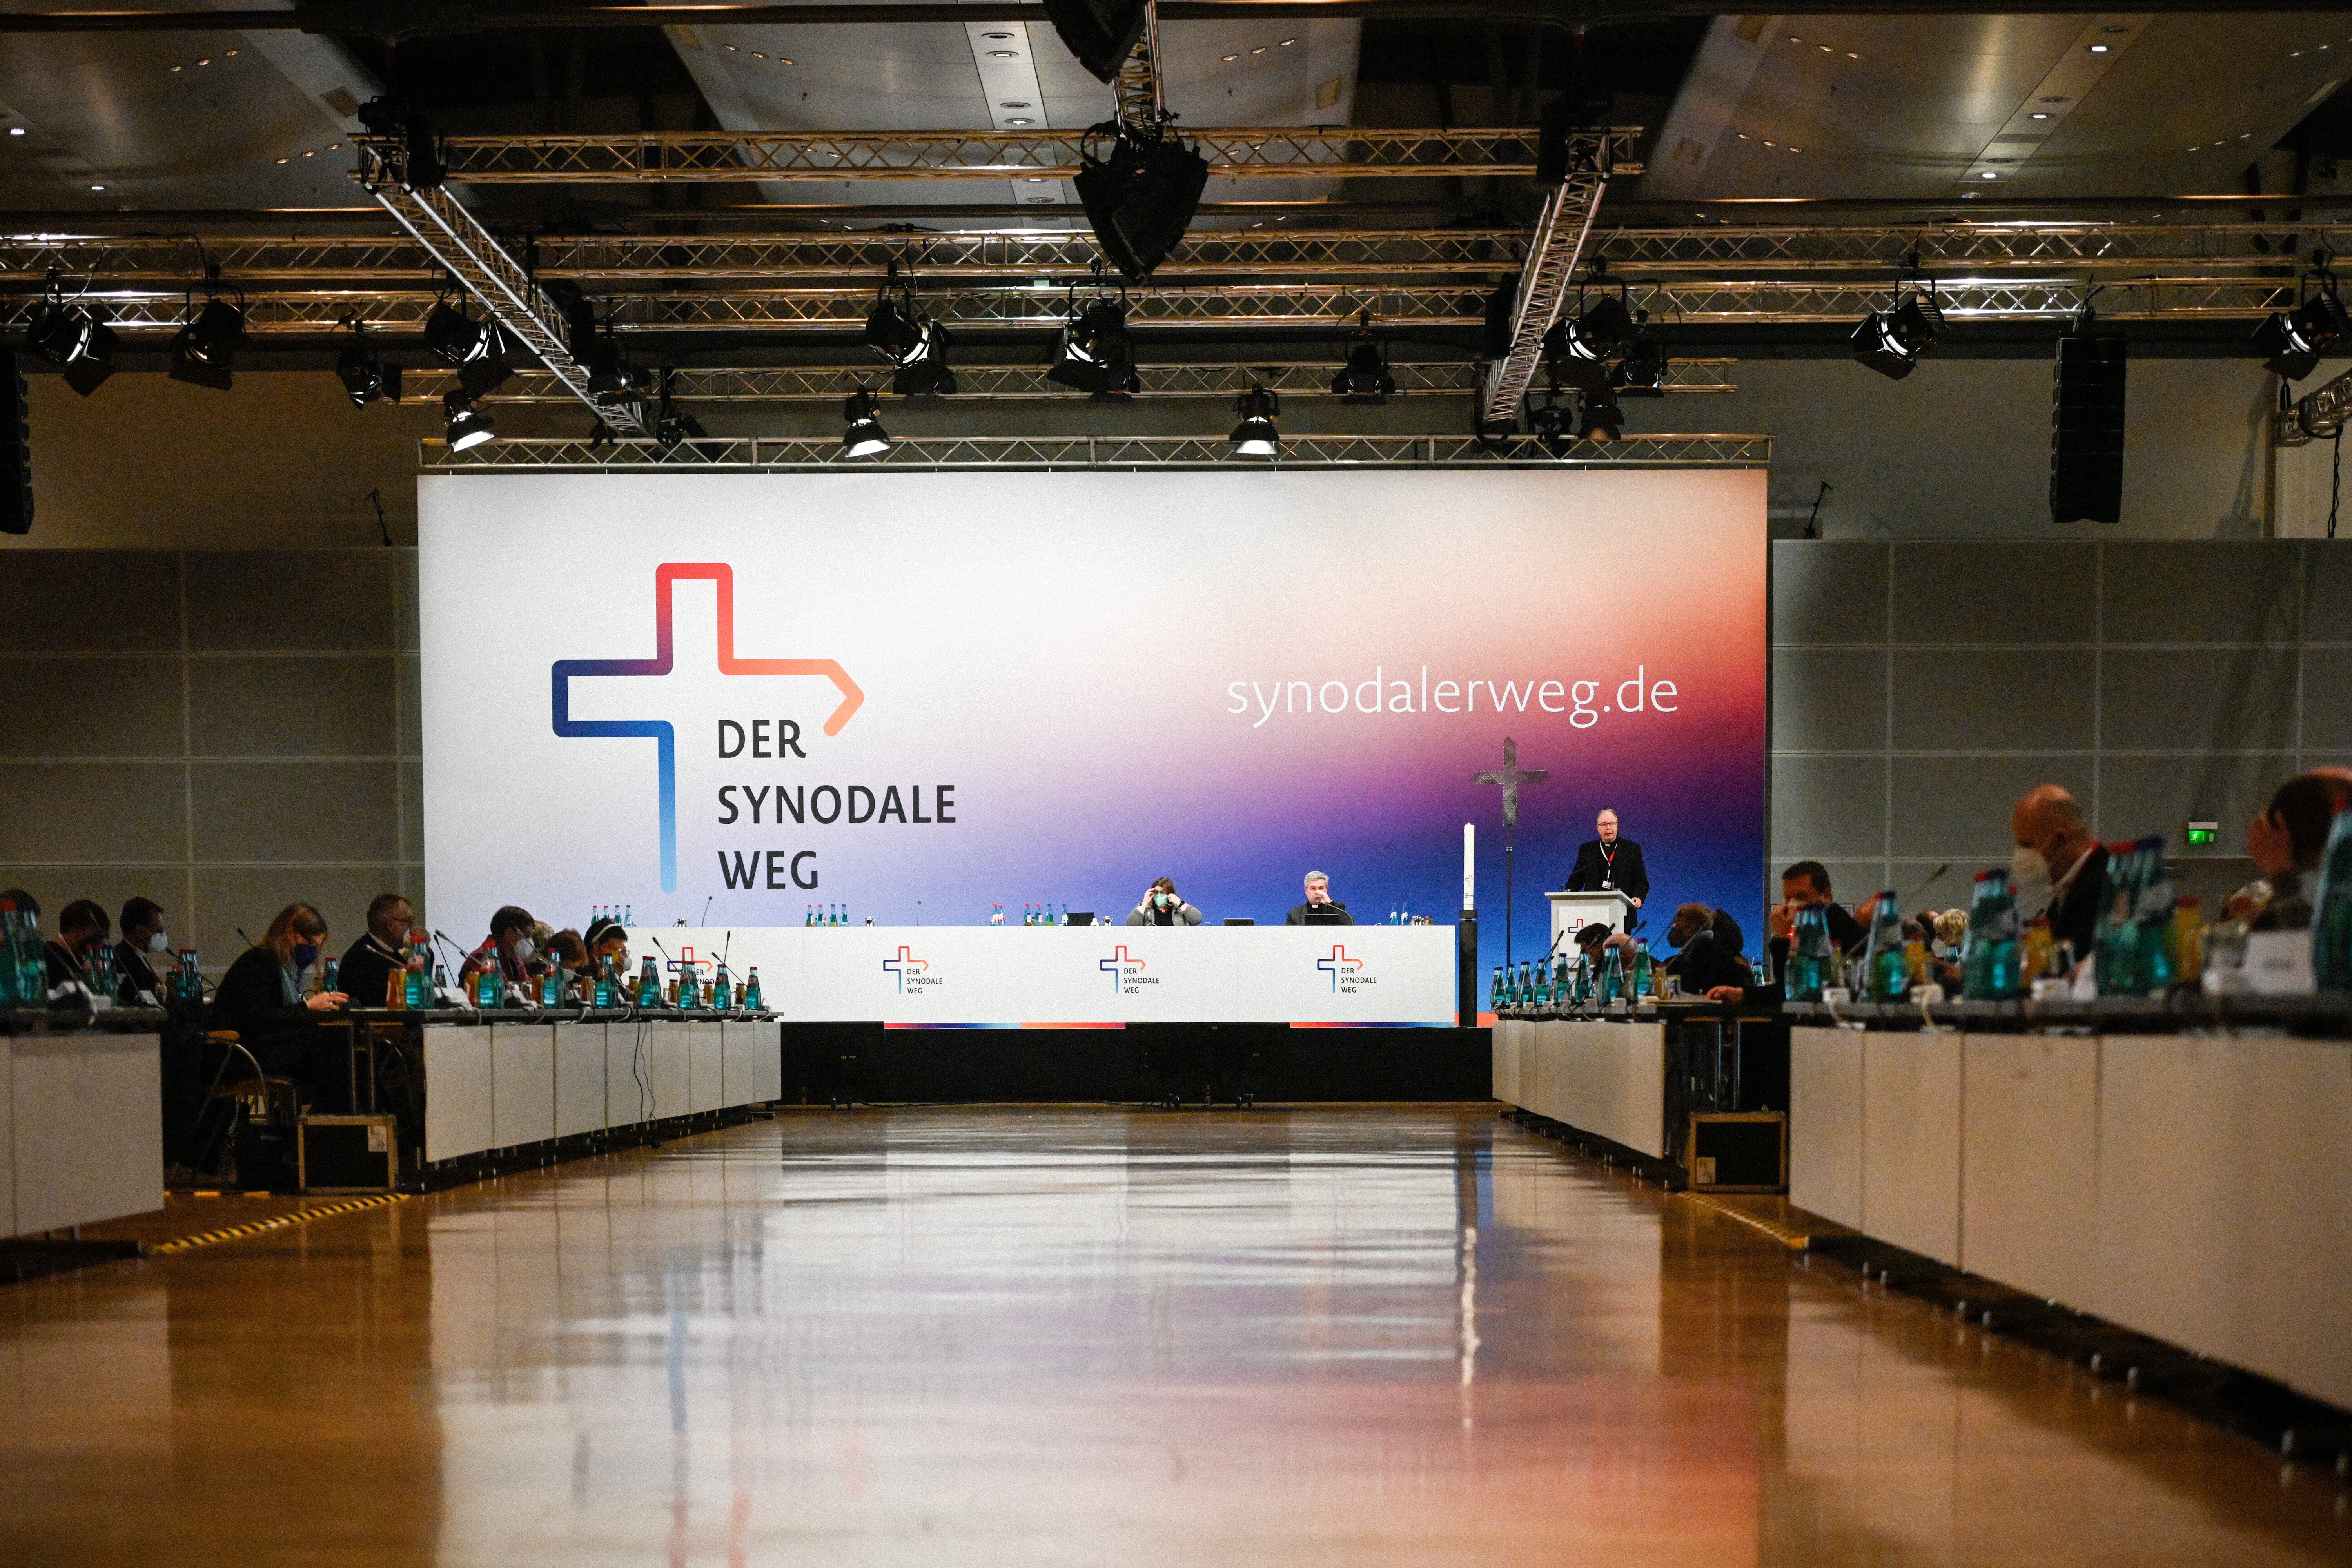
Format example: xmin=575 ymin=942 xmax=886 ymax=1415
xmin=1644 ymin=11 xmax=2352 ymax=201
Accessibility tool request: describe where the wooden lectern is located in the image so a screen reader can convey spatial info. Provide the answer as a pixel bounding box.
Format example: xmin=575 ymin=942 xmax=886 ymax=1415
xmin=1547 ymin=890 xmax=1635 ymax=955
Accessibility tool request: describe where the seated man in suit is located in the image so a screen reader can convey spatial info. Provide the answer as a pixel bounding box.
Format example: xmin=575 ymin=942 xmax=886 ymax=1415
xmin=1565 ymin=809 xmax=1648 ymax=911
xmin=2010 ymin=785 xmax=2107 ymax=958
xmin=1764 ymin=860 xmax=1867 ymax=978
xmin=1285 ymin=870 xmax=1354 ymax=925
xmin=1662 ymin=902 xmax=1752 ymax=1001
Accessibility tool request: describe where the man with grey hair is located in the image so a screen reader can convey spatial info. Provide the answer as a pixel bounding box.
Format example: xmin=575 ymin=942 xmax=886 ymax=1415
xmin=1285 ymin=870 xmax=1354 ymax=925
xmin=2011 ymin=784 xmax=2107 ymax=956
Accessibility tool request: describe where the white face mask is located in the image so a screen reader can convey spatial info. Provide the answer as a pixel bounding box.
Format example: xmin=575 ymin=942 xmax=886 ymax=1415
xmin=511 ymin=937 xmax=535 ymax=964
xmin=2011 ymin=846 xmax=2052 ymax=904
xmin=145 ymin=931 xmax=169 ymax=954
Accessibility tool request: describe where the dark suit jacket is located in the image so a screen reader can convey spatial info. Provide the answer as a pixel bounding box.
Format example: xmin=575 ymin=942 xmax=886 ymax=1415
xmin=1766 ymin=900 xmax=1867 ymax=975
xmin=339 ymin=932 xmax=403 ymax=1011
xmin=1664 ymin=929 xmax=1750 ymax=993
xmin=2044 ymin=844 xmax=2111 ymax=958
xmin=1565 ymin=838 xmax=1649 ymax=903
xmin=1284 ymin=901 xmax=1354 ymax=926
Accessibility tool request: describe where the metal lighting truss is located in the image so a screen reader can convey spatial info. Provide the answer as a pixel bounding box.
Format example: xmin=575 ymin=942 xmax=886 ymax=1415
xmin=2274 ymin=366 xmax=2352 ymax=446
xmin=32 ymin=277 xmax=2319 ymax=332
xmin=417 ymin=433 xmax=1773 ymax=470
xmin=9 ymin=223 xmax=2348 ymax=281
xmin=354 ymin=142 xmax=646 ymax=434
xmin=397 ymin=359 xmax=1740 ymax=403
xmin=1113 ymin=1 xmax=1162 ymax=126
xmin=1481 ymin=147 xmax=1612 ymax=424
xmin=361 ymin=126 xmax=1606 ymax=182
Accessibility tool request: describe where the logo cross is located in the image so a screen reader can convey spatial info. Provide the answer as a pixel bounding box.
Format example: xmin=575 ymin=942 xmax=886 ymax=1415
xmin=1099 ymin=945 xmax=1146 ymax=992
xmin=551 ymin=562 xmax=863 ymax=892
xmin=1316 ymin=945 xmax=1363 ymax=992
xmin=882 ymin=946 xmax=928 ymax=993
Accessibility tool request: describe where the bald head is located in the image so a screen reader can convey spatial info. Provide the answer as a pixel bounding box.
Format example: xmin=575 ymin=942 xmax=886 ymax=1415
xmin=2012 ymin=785 xmax=2095 ymax=880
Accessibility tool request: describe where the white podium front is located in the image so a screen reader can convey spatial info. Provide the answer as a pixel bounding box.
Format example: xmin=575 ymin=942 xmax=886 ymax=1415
xmin=1548 ymin=891 xmax=1635 ymax=951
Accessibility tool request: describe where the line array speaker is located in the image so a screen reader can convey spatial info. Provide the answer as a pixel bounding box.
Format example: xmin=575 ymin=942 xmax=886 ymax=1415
xmin=1 ymin=352 xmax=28 ymax=536
xmin=2051 ymin=332 xmax=2127 ymax=524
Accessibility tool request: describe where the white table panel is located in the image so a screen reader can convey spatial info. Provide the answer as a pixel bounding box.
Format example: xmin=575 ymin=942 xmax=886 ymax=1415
xmin=490 ymin=1025 xmax=555 ymax=1149
xmin=750 ymin=1021 xmax=782 ymax=1102
xmin=553 ymin=1023 xmax=607 ymax=1138
xmin=605 ymin=1024 xmax=656 ymax=1128
xmin=1492 ymin=1020 xmax=1524 ymax=1108
xmin=719 ymin=1022 xmax=754 ymax=1107
xmin=687 ymin=1022 xmax=723 ymax=1114
xmin=1232 ymin=926 xmax=1454 ymax=1025
xmin=1513 ymin=1020 xmax=1666 ymax=1158
xmin=2094 ymin=1033 xmax=2352 ymax=1410
xmin=645 ymin=1023 xmax=691 ymax=1122
xmin=1788 ymin=1026 xmax=1864 ymax=1234
xmin=425 ymin=1026 xmax=495 ymax=1163
xmin=1860 ymin=1031 xmax=1963 ymax=1267
xmin=1960 ymin=1031 xmax=2100 ymax=1310
xmin=9 ymin=1031 xmax=160 ymax=1234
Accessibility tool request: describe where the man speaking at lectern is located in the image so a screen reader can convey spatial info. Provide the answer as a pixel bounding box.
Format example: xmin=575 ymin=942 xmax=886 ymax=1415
xmin=1566 ymin=809 xmax=1649 ymax=909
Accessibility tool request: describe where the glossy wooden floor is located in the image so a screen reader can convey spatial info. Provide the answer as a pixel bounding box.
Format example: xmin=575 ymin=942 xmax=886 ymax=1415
xmin=3 ymin=1107 xmax=2346 ymax=1567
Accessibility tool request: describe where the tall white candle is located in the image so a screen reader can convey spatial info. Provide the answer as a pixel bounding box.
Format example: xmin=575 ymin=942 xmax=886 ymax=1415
xmin=1462 ymin=823 xmax=1475 ymax=912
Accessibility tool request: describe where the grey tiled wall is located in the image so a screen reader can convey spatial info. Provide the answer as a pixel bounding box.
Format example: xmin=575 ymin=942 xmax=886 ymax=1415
xmin=0 ymin=549 xmax=421 ymax=972
xmin=1771 ymin=540 xmax=2352 ymax=916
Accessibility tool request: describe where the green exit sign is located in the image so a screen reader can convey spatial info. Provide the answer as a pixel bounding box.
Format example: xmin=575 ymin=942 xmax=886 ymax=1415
xmin=2186 ymin=821 xmax=2220 ymax=847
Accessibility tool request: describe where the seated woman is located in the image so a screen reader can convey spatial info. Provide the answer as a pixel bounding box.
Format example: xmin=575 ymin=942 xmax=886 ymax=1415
xmin=585 ymin=916 xmax=631 ymax=998
xmin=546 ymin=928 xmax=592 ymax=1002
xmin=210 ymin=902 xmax=349 ymax=1091
xmin=1126 ymin=877 xmax=1203 ymax=927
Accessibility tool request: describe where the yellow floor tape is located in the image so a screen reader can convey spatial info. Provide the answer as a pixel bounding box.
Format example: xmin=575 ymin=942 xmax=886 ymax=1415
xmin=147 ymin=1192 xmax=415 ymax=1256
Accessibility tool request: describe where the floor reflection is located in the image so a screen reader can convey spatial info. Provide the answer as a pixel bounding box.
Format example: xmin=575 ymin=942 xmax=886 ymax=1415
xmin=0 ymin=1107 xmax=2345 ymax=1566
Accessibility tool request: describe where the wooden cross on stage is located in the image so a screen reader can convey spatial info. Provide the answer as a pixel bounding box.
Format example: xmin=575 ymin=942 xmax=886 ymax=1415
xmin=1474 ymin=737 xmax=1547 ymax=965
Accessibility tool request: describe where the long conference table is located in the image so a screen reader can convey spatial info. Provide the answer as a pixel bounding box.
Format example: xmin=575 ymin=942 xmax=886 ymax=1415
xmin=641 ymin=923 xmax=1459 ymax=1027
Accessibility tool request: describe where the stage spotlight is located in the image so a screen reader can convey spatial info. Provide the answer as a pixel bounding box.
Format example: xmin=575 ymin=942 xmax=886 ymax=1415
xmin=1612 ymin=319 xmax=1667 ymax=398
xmin=1331 ymin=323 xmax=1396 ymax=405
xmin=1530 ymin=386 xmax=1573 ymax=455
xmin=2253 ymin=276 xmax=2347 ymax=378
xmin=1543 ymin=283 xmax=1633 ymax=390
xmin=423 ymin=296 xmax=490 ymax=368
xmin=842 ymin=389 xmax=891 ymax=458
xmin=335 ymin=322 xmax=385 ymax=406
xmin=442 ymin=390 xmax=495 ymax=451
xmin=167 ymin=295 xmax=244 ymax=391
xmin=1849 ymin=290 xmax=1945 ymax=380
xmin=1230 ymin=384 xmax=1279 ymax=456
xmin=1047 ymin=294 xmax=1139 ymax=397
xmin=865 ymin=283 xmax=956 ymax=397
xmin=1041 ymin=0 xmax=1148 ymax=82
xmin=1076 ymin=117 xmax=1209 ymax=281
xmin=1577 ymin=383 xmax=1624 ymax=443
xmin=22 ymin=276 xmax=116 ymax=397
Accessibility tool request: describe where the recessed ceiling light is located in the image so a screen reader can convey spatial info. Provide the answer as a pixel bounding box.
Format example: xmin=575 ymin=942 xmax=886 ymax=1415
xmin=1762 ymin=139 xmax=1775 ymax=146
xmin=1280 ymin=38 xmax=1295 ymax=45
xmin=723 ymin=43 xmax=736 ymax=50
xmin=1001 ymin=100 xmax=1030 ymax=108
xmin=225 ymin=47 xmax=238 ymax=54
xmin=1250 ymin=45 xmax=1267 ymax=54
xmin=987 ymin=49 xmax=1019 ymax=57
xmin=1221 ymin=53 xmax=1238 ymax=60
xmin=88 ymin=182 xmax=105 ymax=191
xmin=170 ymin=64 xmax=182 ymax=72
xmin=1980 ymin=171 xmax=1998 ymax=179
xmin=2031 ymin=111 xmax=2051 ymax=119
xmin=2042 ymin=95 xmax=2069 ymax=103
xmin=780 ymin=58 xmax=793 ymax=64
xmin=2292 ymin=49 xmax=2305 ymax=57
xmin=302 ymin=149 xmax=315 ymax=157
xmin=1025 ymin=176 xmax=1047 ymax=182
xmin=982 ymin=30 xmax=1013 ymax=38
xmin=1789 ymin=145 xmax=1802 ymax=152
xmin=1006 ymin=117 xmax=1033 ymax=125
xmin=1846 ymin=51 xmax=1859 ymax=58
xmin=1737 ymin=131 xmax=1749 ymax=139
xmin=7 ymin=127 xmax=23 ymax=137
xmin=276 ymin=155 xmax=289 ymax=163
xmin=2088 ymin=44 xmax=2109 ymax=53
xmin=2102 ymin=24 xmax=2126 ymax=32
xmin=1818 ymin=44 xmax=1831 ymax=51
xmin=751 ymin=51 xmax=765 ymax=57
xmin=1027 ymin=196 xmax=1052 ymax=203
xmin=1787 ymin=34 xmax=1801 ymax=42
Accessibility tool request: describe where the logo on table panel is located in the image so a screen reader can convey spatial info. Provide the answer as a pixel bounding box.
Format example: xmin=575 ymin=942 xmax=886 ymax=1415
xmin=1100 ymin=944 xmax=1158 ymax=996
xmin=550 ymin=562 xmax=863 ymax=893
xmin=882 ymin=946 xmax=939 ymax=994
xmin=1317 ymin=945 xmax=1378 ymax=994
xmin=668 ymin=946 xmax=717 ymax=984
